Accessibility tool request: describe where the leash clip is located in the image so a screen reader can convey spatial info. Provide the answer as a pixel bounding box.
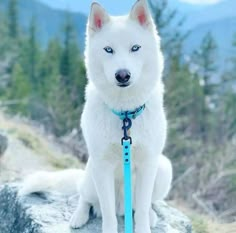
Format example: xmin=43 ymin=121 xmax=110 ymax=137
xmin=121 ymin=116 xmax=132 ymax=145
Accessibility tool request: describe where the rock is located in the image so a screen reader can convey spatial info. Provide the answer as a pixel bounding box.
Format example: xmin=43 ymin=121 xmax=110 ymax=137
xmin=0 ymin=184 xmax=192 ymax=233
xmin=59 ymin=129 xmax=88 ymax=163
xmin=0 ymin=133 xmax=8 ymax=157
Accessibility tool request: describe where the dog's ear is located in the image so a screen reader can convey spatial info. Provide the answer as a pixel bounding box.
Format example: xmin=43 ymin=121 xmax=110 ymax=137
xmin=89 ymin=3 xmax=110 ymax=33
xmin=129 ymin=0 xmax=152 ymax=28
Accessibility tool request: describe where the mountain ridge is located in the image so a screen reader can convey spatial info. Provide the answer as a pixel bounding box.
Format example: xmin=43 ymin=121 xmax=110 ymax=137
xmin=183 ymin=0 xmax=236 ymax=29
xmin=0 ymin=0 xmax=87 ymax=48
xmin=0 ymin=0 xmax=234 ymax=69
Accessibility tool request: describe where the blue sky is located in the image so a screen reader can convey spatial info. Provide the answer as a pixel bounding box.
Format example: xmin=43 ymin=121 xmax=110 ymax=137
xmin=38 ymin=0 xmax=135 ymax=15
xmin=38 ymin=0 xmax=224 ymax=15
xmin=180 ymin=0 xmax=222 ymax=4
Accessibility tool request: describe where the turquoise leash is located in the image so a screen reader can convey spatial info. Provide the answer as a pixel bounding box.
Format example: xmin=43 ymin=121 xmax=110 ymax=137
xmin=122 ymin=139 xmax=133 ymax=233
xmin=112 ymin=104 xmax=145 ymax=233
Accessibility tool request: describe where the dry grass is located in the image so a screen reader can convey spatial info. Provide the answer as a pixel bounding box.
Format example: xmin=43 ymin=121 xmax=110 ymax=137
xmin=170 ymin=200 xmax=236 ymax=233
xmin=0 ymin=112 xmax=84 ymax=169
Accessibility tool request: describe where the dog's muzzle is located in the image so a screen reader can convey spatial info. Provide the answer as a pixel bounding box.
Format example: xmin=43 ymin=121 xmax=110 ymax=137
xmin=115 ymin=69 xmax=131 ymax=87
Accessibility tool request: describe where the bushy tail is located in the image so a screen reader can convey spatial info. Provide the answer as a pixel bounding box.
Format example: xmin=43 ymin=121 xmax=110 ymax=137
xmin=18 ymin=169 xmax=85 ymax=197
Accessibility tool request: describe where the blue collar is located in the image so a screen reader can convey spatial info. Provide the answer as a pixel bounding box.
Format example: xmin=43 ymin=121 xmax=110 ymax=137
xmin=112 ymin=104 xmax=146 ymax=120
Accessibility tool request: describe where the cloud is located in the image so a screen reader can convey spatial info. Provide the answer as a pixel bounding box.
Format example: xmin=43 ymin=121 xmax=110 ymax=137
xmin=180 ymin=0 xmax=222 ymax=4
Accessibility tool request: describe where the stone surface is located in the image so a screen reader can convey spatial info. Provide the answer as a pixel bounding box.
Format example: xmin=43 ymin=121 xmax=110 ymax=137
xmin=0 ymin=184 xmax=192 ymax=233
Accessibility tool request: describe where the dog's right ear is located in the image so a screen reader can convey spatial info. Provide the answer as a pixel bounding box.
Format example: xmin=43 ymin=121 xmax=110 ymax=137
xmin=88 ymin=3 xmax=110 ymax=34
xmin=129 ymin=0 xmax=152 ymax=29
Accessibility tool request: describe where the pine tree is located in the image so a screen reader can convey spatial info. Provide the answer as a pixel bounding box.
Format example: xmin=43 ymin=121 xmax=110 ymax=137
xmin=165 ymin=54 xmax=205 ymax=158
xmin=0 ymin=12 xmax=9 ymax=56
xmin=60 ymin=13 xmax=75 ymax=89
xmin=7 ymin=0 xmax=18 ymax=39
xmin=230 ymin=34 xmax=236 ymax=77
xmin=28 ymin=17 xmax=39 ymax=92
xmin=6 ymin=63 xmax=30 ymax=114
xmin=192 ymin=32 xmax=218 ymax=141
xmin=193 ymin=32 xmax=218 ymax=97
xmin=219 ymin=33 xmax=236 ymax=139
xmin=149 ymin=0 xmax=188 ymax=59
xmin=60 ymin=13 xmax=86 ymax=110
xmin=150 ymin=0 xmax=203 ymax=157
xmin=19 ymin=17 xmax=41 ymax=94
xmin=39 ymin=39 xmax=62 ymax=102
xmin=42 ymin=13 xmax=87 ymax=135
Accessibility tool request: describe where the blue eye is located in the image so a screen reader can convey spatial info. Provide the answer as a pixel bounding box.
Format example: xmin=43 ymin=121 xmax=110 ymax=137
xmin=104 ymin=46 xmax=114 ymax=54
xmin=131 ymin=45 xmax=141 ymax=52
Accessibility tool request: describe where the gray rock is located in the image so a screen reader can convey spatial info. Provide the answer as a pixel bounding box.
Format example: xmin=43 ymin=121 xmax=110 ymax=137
xmin=0 ymin=184 xmax=192 ymax=233
xmin=0 ymin=134 xmax=8 ymax=156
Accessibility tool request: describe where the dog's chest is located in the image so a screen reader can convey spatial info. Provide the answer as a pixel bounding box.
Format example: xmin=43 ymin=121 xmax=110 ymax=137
xmin=81 ymin=94 xmax=167 ymax=160
xmin=103 ymin=143 xmax=147 ymax=178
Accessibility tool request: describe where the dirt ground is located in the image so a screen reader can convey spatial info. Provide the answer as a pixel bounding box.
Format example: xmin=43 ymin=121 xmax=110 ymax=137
xmin=0 ymin=112 xmax=83 ymax=184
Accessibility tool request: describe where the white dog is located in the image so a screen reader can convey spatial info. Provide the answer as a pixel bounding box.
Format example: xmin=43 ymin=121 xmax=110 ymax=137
xmin=20 ymin=0 xmax=172 ymax=232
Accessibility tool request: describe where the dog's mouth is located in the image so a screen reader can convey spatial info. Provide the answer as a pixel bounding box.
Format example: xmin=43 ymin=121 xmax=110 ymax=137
xmin=117 ymin=82 xmax=131 ymax=88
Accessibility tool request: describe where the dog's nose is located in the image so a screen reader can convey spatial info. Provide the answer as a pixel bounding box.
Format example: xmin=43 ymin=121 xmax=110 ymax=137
xmin=115 ymin=69 xmax=131 ymax=84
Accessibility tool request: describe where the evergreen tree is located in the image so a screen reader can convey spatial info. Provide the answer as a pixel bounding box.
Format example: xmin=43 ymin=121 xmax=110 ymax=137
xmin=219 ymin=34 xmax=236 ymax=139
xmin=7 ymin=0 xmax=18 ymax=39
xmin=0 ymin=12 xmax=9 ymax=56
xmin=150 ymin=0 xmax=202 ymax=157
xmin=28 ymin=17 xmax=39 ymax=92
xmin=39 ymin=39 xmax=62 ymax=101
xmin=149 ymin=0 xmax=188 ymax=60
xmin=164 ymin=53 xmax=205 ymax=158
xmin=192 ymin=32 xmax=217 ymax=97
xmin=19 ymin=17 xmax=41 ymax=94
xmin=230 ymin=33 xmax=236 ymax=78
xmin=60 ymin=14 xmax=75 ymax=89
xmin=192 ymin=32 xmax=218 ymax=141
xmin=41 ymin=14 xmax=87 ymax=135
xmin=60 ymin=13 xmax=86 ymax=109
xmin=6 ymin=63 xmax=30 ymax=114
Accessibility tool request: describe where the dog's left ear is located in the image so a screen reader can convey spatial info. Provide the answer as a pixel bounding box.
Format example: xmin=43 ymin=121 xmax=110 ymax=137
xmin=129 ymin=0 xmax=152 ymax=28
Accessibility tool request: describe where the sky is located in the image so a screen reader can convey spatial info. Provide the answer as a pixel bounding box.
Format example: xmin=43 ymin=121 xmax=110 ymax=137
xmin=38 ymin=0 xmax=224 ymax=15
xmin=180 ymin=0 xmax=222 ymax=4
xmin=39 ymin=0 xmax=135 ymax=15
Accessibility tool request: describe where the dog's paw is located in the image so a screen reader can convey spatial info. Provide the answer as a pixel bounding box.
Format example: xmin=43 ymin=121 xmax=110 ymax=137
xmin=70 ymin=210 xmax=89 ymax=229
xmin=149 ymin=208 xmax=158 ymax=228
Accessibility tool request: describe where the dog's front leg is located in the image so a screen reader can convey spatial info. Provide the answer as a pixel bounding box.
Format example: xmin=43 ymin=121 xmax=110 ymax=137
xmin=91 ymin=159 xmax=118 ymax=233
xmin=134 ymin=159 xmax=158 ymax=233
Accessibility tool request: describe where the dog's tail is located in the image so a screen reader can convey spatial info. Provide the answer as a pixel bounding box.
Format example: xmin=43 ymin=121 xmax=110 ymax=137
xmin=18 ymin=169 xmax=85 ymax=197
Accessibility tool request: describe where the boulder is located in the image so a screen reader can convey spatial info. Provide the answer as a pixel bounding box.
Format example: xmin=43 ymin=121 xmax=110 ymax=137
xmin=0 ymin=184 xmax=192 ymax=233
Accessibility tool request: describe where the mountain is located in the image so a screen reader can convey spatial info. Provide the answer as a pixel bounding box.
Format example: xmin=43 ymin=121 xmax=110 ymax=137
xmin=167 ymin=0 xmax=207 ymax=14
xmin=183 ymin=0 xmax=236 ymax=29
xmin=182 ymin=0 xmax=236 ymax=70
xmin=0 ymin=0 xmax=235 ymax=69
xmin=185 ymin=17 xmax=236 ymax=70
xmin=161 ymin=0 xmax=235 ymax=70
xmin=0 ymin=0 xmax=87 ymax=49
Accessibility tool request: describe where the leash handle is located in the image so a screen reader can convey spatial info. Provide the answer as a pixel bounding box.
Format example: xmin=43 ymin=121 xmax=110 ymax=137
xmin=123 ymin=140 xmax=133 ymax=233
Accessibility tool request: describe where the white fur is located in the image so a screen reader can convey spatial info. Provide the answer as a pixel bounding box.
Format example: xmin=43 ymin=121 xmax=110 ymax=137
xmin=19 ymin=1 xmax=173 ymax=233
xmin=18 ymin=169 xmax=84 ymax=196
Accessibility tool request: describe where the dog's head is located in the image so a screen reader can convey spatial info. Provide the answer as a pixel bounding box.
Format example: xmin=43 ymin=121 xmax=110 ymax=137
xmin=85 ymin=0 xmax=164 ymax=107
